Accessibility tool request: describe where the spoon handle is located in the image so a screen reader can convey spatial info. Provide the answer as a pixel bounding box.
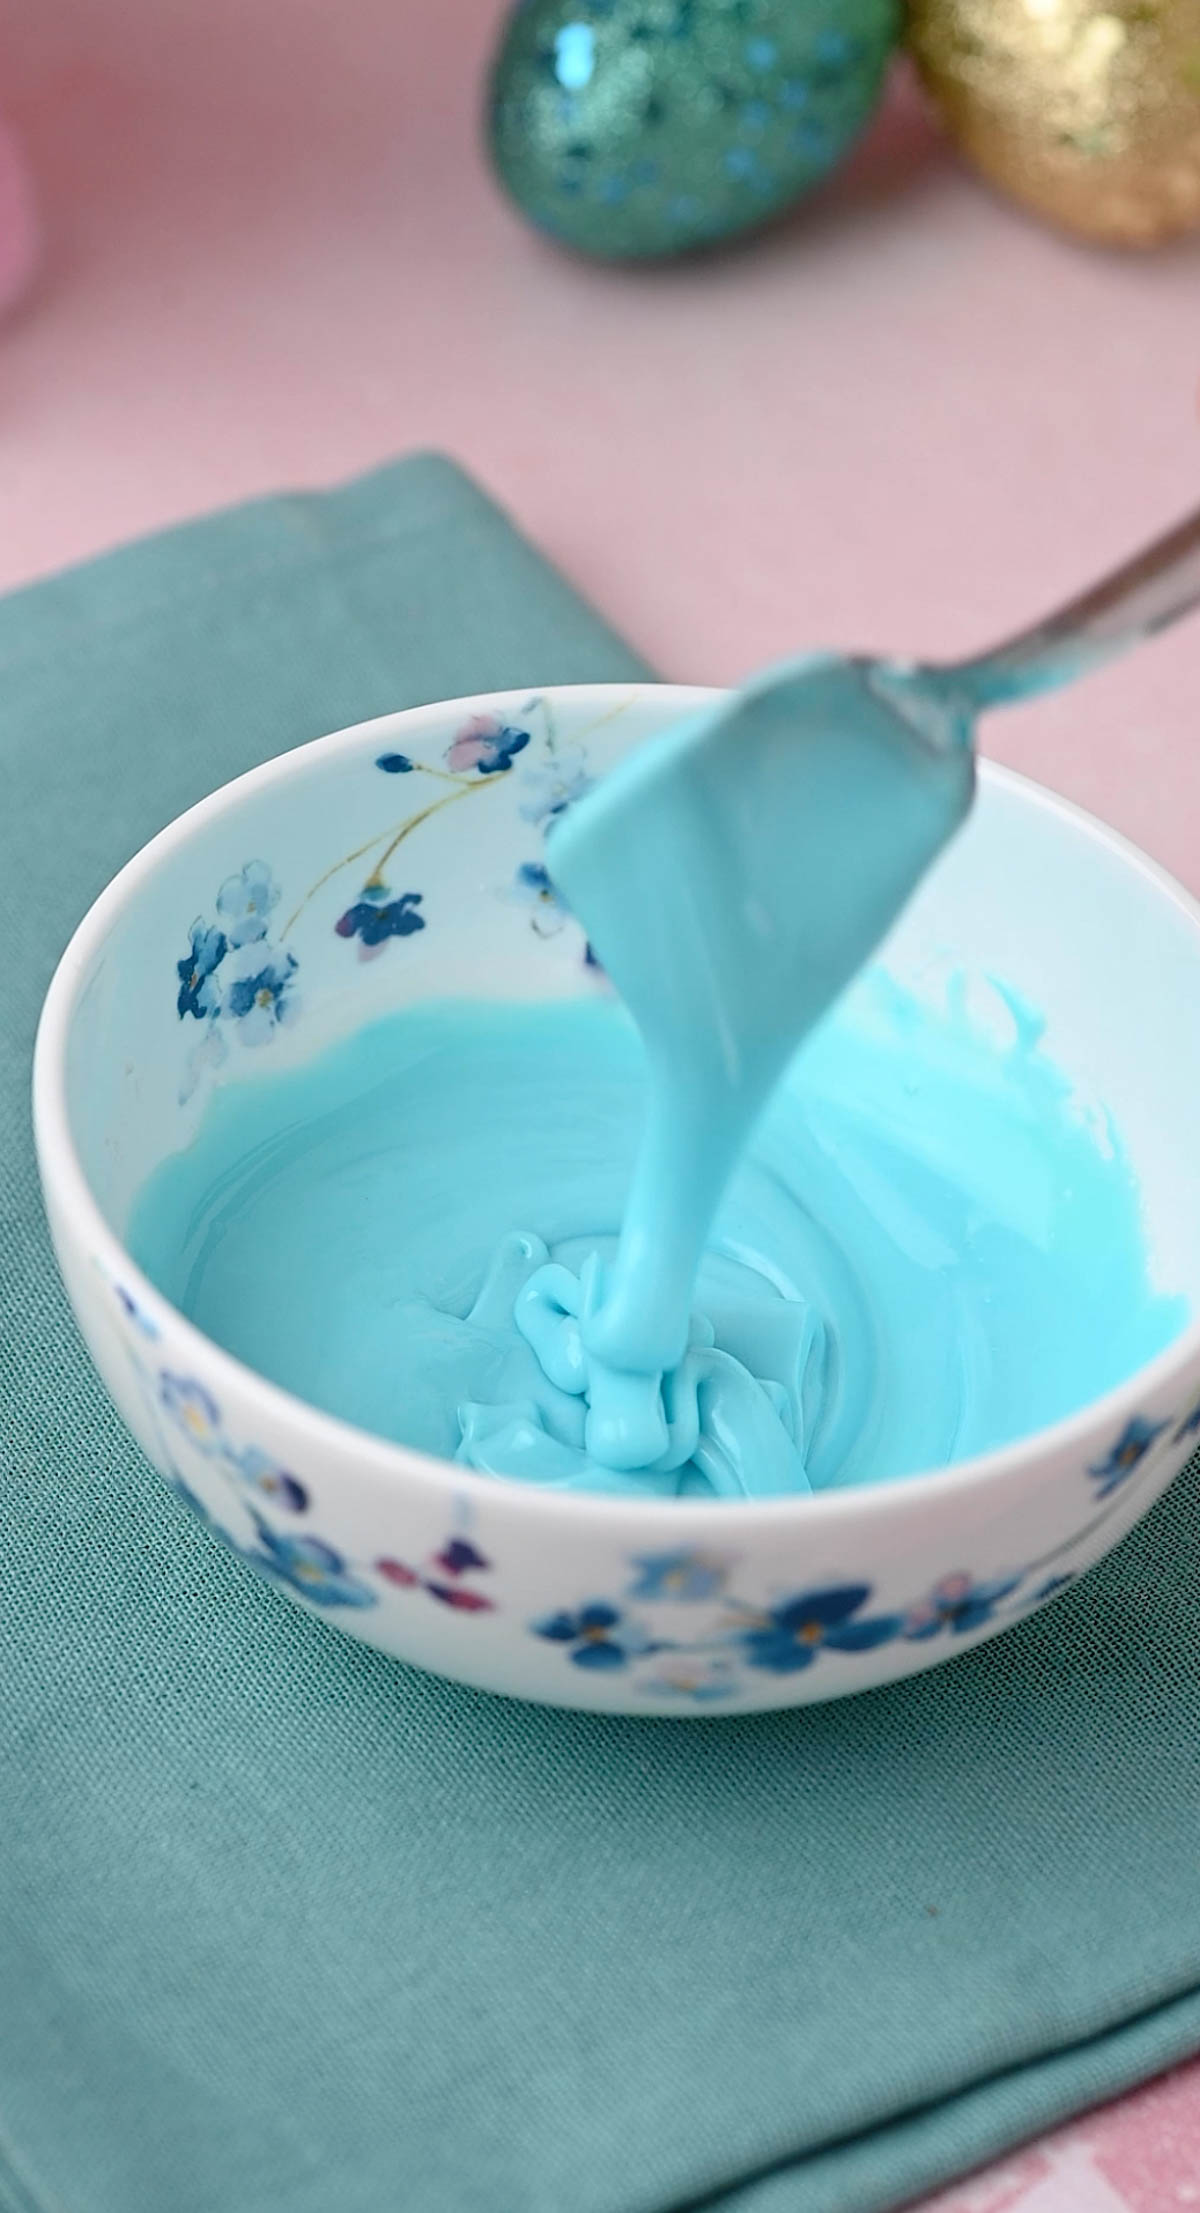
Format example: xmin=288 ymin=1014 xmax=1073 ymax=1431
xmin=945 ymin=500 xmax=1200 ymax=713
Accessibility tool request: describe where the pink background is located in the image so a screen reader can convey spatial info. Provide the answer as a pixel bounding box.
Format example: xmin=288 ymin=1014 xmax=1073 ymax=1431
xmin=3 ymin=1 xmax=1200 ymax=2202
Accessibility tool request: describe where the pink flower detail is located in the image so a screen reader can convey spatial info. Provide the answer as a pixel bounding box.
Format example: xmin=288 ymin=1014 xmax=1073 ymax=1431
xmin=446 ymin=715 xmax=502 ymax=773
xmin=445 ymin=714 xmax=530 ymax=777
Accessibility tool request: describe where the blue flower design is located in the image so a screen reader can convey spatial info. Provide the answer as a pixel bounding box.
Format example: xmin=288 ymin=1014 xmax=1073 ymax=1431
xmin=164 ymin=1472 xmax=314 ymax=1595
xmin=176 ymin=920 xmax=227 ymax=1020
xmin=234 ymin=1447 xmax=308 ymax=1514
xmin=161 ymin=1383 xmax=294 ymax=1517
xmin=159 ymin=1373 xmax=223 ymax=1454
xmin=514 ymin=861 xmax=601 ymax=970
xmin=226 ymin=952 xmax=298 ymax=1044
xmin=1088 ymin=1415 xmax=1168 ymax=1499
xmin=335 ymin=891 xmax=425 ymax=956
xmin=114 ymin=1283 xmax=159 ymax=1340
xmin=739 ymin=1585 xmax=900 ymax=1674
xmin=518 ymin=750 xmax=594 ymax=827
xmin=628 ymin=1550 xmax=728 ymax=1602
xmin=246 ymin=1514 xmax=376 ymax=1609
xmin=902 ymin=1571 xmax=1022 ymax=1641
xmin=514 ymin=860 xmax=567 ymax=934
xmin=533 ymin=1601 xmax=652 ymax=1671
xmin=216 ymin=860 xmax=279 ymax=948
xmin=480 ymin=727 xmax=530 ymax=774
xmin=376 ymin=752 xmax=415 ymax=774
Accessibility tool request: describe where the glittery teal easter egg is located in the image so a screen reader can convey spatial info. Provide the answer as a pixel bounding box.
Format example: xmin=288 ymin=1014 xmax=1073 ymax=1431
xmin=487 ymin=0 xmax=902 ymax=259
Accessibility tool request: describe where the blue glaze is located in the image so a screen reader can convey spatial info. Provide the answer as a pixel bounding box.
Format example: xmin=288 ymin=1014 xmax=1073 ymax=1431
xmin=526 ymin=655 xmax=976 ymax=1475
xmin=129 ymin=986 xmax=1184 ymax=1500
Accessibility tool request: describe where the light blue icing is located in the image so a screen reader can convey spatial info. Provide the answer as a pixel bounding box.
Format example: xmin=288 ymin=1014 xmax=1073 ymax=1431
xmin=129 ymin=983 xmax=1185 ymax=1499
xmin=488 ymin=656 xmax=979 ymax=1480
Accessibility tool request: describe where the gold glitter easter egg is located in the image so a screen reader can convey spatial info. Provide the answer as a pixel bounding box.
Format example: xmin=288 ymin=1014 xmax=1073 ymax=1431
xmin=907 ymin=0 xmax=1200 ymax=245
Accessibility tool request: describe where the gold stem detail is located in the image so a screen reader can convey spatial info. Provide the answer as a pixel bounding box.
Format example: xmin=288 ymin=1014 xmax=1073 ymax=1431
xmin=363 ymin=778 xmax=486 ymax=887
xmin=277 ymin=695 xmax=635 ymax=943
xmin=278 ymin=775 xmax=487 ymax=940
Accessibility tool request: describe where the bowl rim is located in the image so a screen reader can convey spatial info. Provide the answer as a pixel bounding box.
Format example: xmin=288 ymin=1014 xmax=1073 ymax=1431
xmin=32 ymin=680 xmax=1200 ymax=1531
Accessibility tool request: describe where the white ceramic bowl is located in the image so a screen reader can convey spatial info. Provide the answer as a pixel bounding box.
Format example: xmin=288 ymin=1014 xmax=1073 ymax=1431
xmin=33 ymin=684 xmax=1200 ymax=1715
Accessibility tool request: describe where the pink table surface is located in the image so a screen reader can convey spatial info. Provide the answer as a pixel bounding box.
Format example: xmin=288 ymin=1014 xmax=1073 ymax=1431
xmin=3 ymin=2 xmax=1200 ymax=2204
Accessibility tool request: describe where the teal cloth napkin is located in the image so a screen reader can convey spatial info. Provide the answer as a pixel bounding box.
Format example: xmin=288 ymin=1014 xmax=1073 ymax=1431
xmin=4 ymin=453 xmax=1200 ymax=2213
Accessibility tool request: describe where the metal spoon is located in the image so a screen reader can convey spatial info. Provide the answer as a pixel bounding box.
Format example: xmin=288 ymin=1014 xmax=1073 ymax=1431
xmin=869 ymin=496 xmax=1200 ymax=750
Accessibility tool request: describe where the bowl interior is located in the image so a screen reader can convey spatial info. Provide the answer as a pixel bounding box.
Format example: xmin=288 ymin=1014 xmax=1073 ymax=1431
xmin=62 ymin=683 xmax=1200 ymax=1332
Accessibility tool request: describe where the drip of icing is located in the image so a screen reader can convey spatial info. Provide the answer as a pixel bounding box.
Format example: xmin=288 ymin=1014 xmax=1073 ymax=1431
xmin=472 ymin=660 xmax=976 ymax=1483
xmin=457 ymin=1232 xmax=821 ymax=1496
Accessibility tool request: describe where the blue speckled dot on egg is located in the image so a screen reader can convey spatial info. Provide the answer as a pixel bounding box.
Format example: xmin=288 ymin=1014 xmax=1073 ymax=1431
xmin=487 ymin=0 xmax=901 ymax=260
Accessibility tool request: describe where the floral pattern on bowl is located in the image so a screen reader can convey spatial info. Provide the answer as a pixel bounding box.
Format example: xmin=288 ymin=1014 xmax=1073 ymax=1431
xmin=116 ymin=1297 xmax=498 ymax=1621
xmin=143 ymin=1330 xmax=1110 ymax=1702
xmin=293 ymin=695 xmax=597 ymax=967
xmin=172 ymin=698 xmax=609 ymax=1101
xmin=1087 ymin=1414 xmax=1171 ymax=1499
xmin=109 ymin=1246 xmax=1191 ymax=1703
xmin=175 ymin=860 xmax=297 ymax=1099
xmin=529 ymin=1556 xmax=1077 ymax=1704
xmin=518 ymin=1402 xmax=1190 ymax=1702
